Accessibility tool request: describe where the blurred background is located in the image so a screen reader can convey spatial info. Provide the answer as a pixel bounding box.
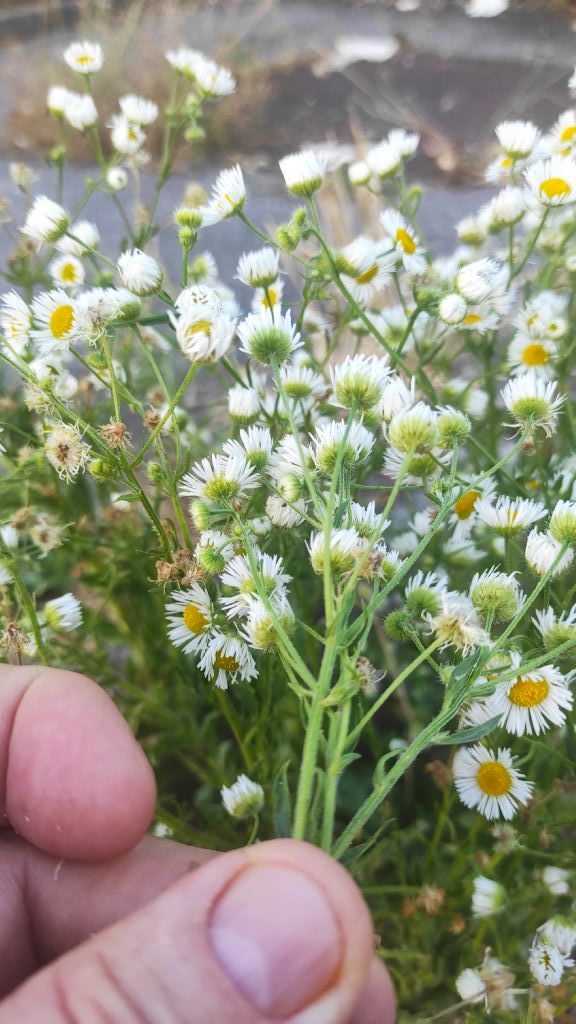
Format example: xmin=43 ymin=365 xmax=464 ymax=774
xmin=1 ymin=0 xmax=576 ymax=277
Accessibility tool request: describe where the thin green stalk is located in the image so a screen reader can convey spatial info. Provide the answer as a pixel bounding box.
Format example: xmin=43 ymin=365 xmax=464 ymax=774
xmin=345 ymin=638 xmax=443 ymax=749
xmin=321 ymin=700 xmax=351 ymax=851
xmin=6 ymin=552 xmax=49 ymax=662
xmin=131 ymin=362 xmax=199 ymax=467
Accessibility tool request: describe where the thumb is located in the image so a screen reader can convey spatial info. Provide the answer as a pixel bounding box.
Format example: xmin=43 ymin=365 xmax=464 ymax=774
xmin=0 ymin=839 xmax=392 ymax=1024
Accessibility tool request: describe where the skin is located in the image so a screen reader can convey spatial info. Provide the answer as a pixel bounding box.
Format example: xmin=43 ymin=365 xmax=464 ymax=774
xmin=0 ymin=664 xmax=396 ymax=1023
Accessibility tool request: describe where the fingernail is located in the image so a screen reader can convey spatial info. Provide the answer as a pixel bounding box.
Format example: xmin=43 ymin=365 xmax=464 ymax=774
xmin=210 ymin=862 xmax=343 ymax=1018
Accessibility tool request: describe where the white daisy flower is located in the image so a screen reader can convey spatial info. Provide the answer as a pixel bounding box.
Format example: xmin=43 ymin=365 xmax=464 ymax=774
xmin=350 ymin=500 xmax=389 ymax=539
xmin=533 ymin=604 xmax=576 ymax=652
xmin=190 ymin=53 xmax=235 ymax=96
xmin=236 ymin=247 xmax=279 ymax=289
xmin=22 ymin=196 xmax=68 ymax=245
xmin=119 ymin=94 xmax=158 ymax=126
xmin=228 ymin=385 xmax=261 ymax=425
xmin=198 ymin=632 xmax=258 ymax=689
xmin=480 ymin=186 xmax=526 ymax=231
xmin=471 ymin=876 xmax=506 ymax=917
xmin=453 ymin=744 xmax=533 ymax=820
xmin=495 ymin=119 xmax=540 ymax=159
xmin=438 ymin=292 xmax=468 ymax=325
xmin=106 ymin=166 xmax=128 ymax=191
xmin=238 ymin=307 xmax=301 ymax=366
xmin=366 ymin=140 xmax=402 ymax=179
xmin=279 ymin=363 xmax=325 ymax=403
xmin=539 ymin=916 xmax=576 ymax=958
xmin=546 ymin=109 xmax=576 ymax=157
xmin=380 ymin=209 xmax=426 ymax=273
xmin=309 ymin=528 xmax=362 ymax=576
xmin=489 ymin=654 xmax=573 ymax=736
xmin=43 ymin=593 xmax=83 ymax=632
xmin=268 ymin=434 xmax=313 ymax=483
xmin=330 ymin=354 xmax=389 ymax=413
xmin=338 ymin=236 xmax=395 ymax=304
xmin=44 ymin=423 xmax=90 ymax=482
xmin=117 ymin=249 xmax=163 ymax=296
xmin=251 ymin=280 xmax=284 ymax=314
xmin=0 ymin=291 xmax=31 ymax=354
xmin=455 ymin=969 xmax=486 ymax=1004
xmin=201 ymin=166 xmax=245 ymax=225
xmin=109 ymin=114 xmax=145 ymax=155
xmin=529 ymin=940 xmax=574 ymax=987
xmin=312 ymin=420 xmax=374 ymax=474
xmin=47 ymin=85 xmax=73 ymax=117
xmin=63 ymin=40 xmax=104 ymax=74
xmin=469 ymin=568 xmax=523 ymax=623
xmin=377 ymin=375 xmax=415 ymax=423
xmin=387 ymin=401 xmax=437 ymax=453
xmin=166 ymin=48 xmax=235 ymax=96
xmin=507 ymin=334 xmax=556 ymax=376
xmin=550 ymin=499 xmax=576 ymax=545
xmin=240 ymin=594 xmax=296 ymax=652
xmin=56 ymin=219 xmax=100 ymax=256
xmin=525 ymin=155 xmax=576 ymax=207
xmin=279 ymin=149 xmax=327 ymax=197
xmin=266 ymin=494 xmax=306 ymax=528
xmin=425 ymin=592 xmax=490 ymax=654
xmin=166 ymin=584 xmax=213 ymax=654
xmin=449 ymin=477 xmax=497 ymax=541
xmin=404 ymin=570 xmax=448 ymax=618
xmin=180 ymin=454 xmax=259 ymax=504
xmin=221 ymin=774 xmax=264 ymax=817
xmin=348 ymin=160 xmax=371 ymax=186
xmin=475 ymin=496 xmax=546 ymax=536
xmin=220 ymin=552 xmax=291 ymax=619
xmin=456 ymin=258 xmax=504 ymax=304
xmin=169 ymin=304 xmax=235 ymax=364
xmin=526 ymin=529 xmax=574 ymax=577
xmin=31 ymin=290 xmax=77 ymax=351
xmin=388 ymin=128 xmax=420 ymax=158
xmin=63 ymin=92 xmax=98 ymax=131
xmin=49 ymin=254 xmax=85 ymax=290
xmin=222 ymin=426 xmax=273 ymax=472
xmin=195 ymin=530 xmax=235 ymax=574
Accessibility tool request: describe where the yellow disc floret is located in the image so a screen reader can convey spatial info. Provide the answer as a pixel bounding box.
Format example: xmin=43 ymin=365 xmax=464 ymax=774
xmin=508 ymin=676 xmax=548 ymax=708
xmin=476 ymin=761 xmax=512 ymax=797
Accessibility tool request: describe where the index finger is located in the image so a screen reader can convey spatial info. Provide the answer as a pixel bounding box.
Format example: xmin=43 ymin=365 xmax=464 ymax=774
xmin=0 ymin=665 xmax=156 ymax=860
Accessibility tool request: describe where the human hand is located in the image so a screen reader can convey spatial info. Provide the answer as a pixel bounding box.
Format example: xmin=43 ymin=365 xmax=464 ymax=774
xmin=0 ymin=665 xmax=395 ymax=1023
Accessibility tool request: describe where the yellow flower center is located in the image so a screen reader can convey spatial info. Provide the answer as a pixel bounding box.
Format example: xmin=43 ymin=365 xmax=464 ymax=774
xmin=501 ymin=156 xmax=512 ymax=168
xmin=49 ymin=304 xmax=74 ymax=339
xmin=396 ymin=227 xmax=416 ymax=255
xmin=560 ymin=125 xmax=576 ymax=143
xmin=527 ymin=478 xmax=540 ymax=490
xmin=356 ymin=264 xmax=379 ymax=285
xmin=262 ymin=287 xmax=278 ymax=310
xmin=522 ymin=342 xmax=549 ymax=366
xmin=540 ymin=177 xmax=571 ymax=201
xmin=463 ymin=314 xmax=481 ymax=325
xmin=60 ymin=262 xmax=78 ymax=283
xmin=454 ymin=489 xmax=481 ymax=520
xmin=215 ymin=650 xmax=240 ymax=672
xmin=77 ymin=54 xmax=93 ymax=66
xmin=187 ymin=320 xmax=212 ymax=337
xmin=183 ymin=604 xmax=209 ymax=634
xmin=476 ymin=761 xmax=512 ymax=797
xmin=508 ymin=676 xmax=548 ymax=707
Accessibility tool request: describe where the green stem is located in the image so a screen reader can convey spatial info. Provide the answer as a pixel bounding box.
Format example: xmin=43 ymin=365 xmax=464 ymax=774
xmin=131 ymin=362 xmax=199 ymax=467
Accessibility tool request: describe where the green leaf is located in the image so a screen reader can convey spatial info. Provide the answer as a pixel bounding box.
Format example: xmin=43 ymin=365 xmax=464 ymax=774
xmin=448 ymin=647 xmax=487 ymax=687
xmin=333 ymin=500 xmax=348 ymax=529
xmin=273 ymin=760 xmax=292 ymax=838
xmin=436 ymin=715 xmax=502 ymax=746
xmin=112 ymin=492 xmax=140 ymax=503
xmin=337 ymin=822 xmax=390 ymax=866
